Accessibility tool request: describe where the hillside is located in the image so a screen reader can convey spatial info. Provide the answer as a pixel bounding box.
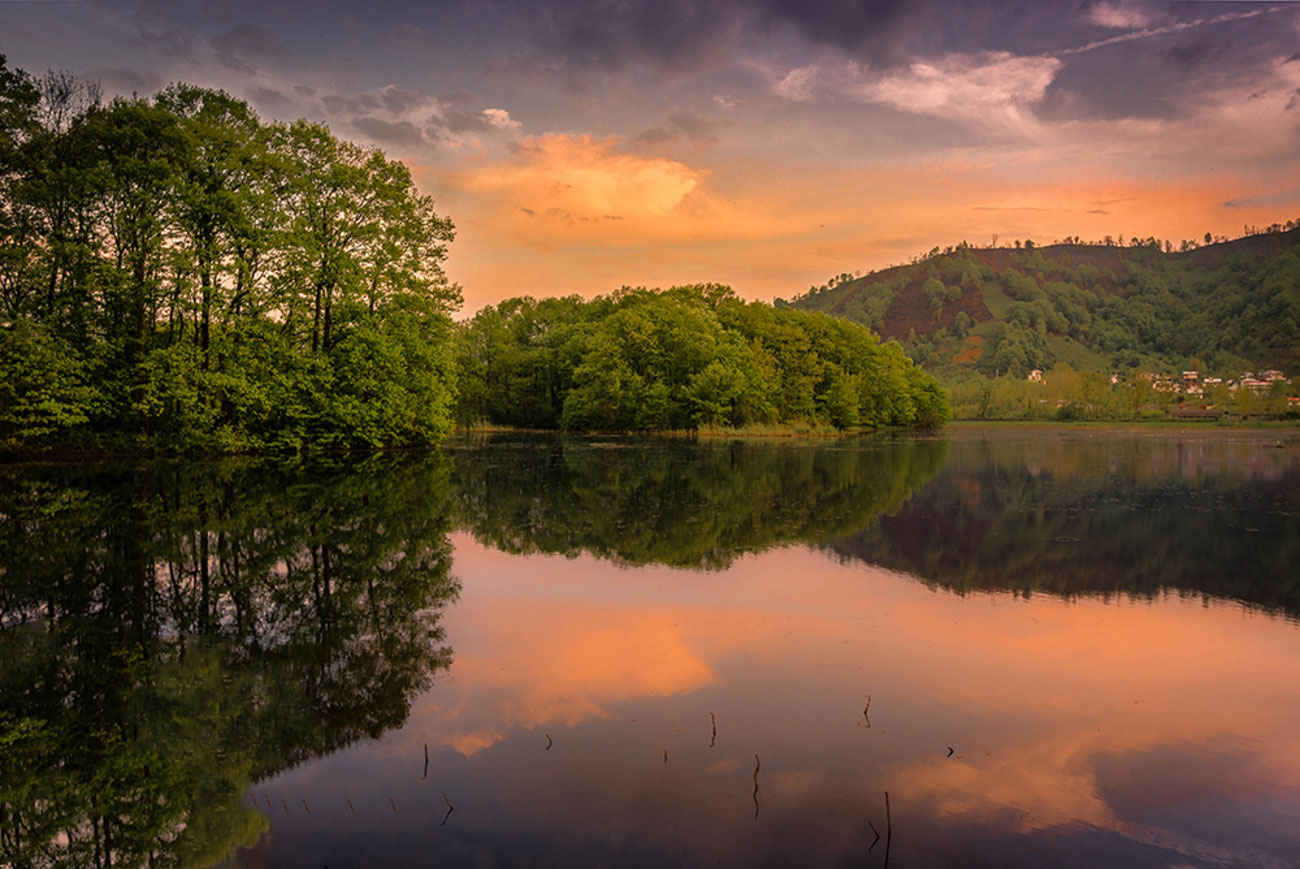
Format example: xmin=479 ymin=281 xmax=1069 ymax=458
xmin=783 ymin=225 xmax=1300 ymax=379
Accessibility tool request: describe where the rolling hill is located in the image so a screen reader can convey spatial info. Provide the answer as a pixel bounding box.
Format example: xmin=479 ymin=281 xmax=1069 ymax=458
xmin=783 ymin=224 xmax=1300 ymax=380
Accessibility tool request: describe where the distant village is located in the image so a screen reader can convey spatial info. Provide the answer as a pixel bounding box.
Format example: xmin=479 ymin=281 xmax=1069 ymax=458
xmin=1025 ymin=367 xmax=1300 ymax=418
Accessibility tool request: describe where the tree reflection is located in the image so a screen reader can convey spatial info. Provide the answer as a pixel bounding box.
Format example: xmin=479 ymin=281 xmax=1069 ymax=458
xmin=828 ymin=435 xmax=1300 ymax=616
xmin=0 ymin=457 xmax=458 ymax=868
xmin=448 ymin=434 xmax=950 ymax=569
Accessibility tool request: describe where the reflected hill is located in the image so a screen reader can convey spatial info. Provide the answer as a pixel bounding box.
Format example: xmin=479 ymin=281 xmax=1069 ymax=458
xmin=0 ymin=457 xmax=459 ymax=869
xmin=448 ymin=431 xmax=1300 ymax=617
xmin=447 ymin=434 xmax=950 ymax=569
xmin=826 ymin=432 xmax=1300 ymax=617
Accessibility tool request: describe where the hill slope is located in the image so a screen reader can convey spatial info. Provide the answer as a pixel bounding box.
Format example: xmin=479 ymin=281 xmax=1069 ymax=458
xmin=784 ymin=226 xmax=1300 ymax=378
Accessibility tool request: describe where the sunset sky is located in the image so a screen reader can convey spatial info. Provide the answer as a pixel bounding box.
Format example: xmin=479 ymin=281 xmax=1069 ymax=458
xmin=4 ymin=0 xmax=1299 ymax=312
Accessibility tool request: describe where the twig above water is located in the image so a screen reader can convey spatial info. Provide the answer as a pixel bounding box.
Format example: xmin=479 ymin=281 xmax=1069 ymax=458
xmin=884 ymin=790 xmax=893 ymax=868
xmin=441 ymin=791 xmax=455 ymax=827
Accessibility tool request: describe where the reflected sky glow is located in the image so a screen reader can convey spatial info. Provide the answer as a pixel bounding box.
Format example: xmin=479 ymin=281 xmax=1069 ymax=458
xmin=252 ymin=515 xmax=1300 ymax=866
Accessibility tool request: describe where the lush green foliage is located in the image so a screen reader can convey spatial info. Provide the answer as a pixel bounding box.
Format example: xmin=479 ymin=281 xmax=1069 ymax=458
xmin=0 ymin=59 xmax=459 ymax=452
xmin=454 ymin=284 xmax=949 ymax=431
xmin=787 ymin=229 xmax=1300 ymax=382
xmin=946 ymin=364 xmax=1296 ymax=421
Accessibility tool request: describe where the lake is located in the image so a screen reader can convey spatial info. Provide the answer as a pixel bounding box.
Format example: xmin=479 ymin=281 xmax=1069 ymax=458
xmin=2 ymin=427 xmax=1299 ymax=867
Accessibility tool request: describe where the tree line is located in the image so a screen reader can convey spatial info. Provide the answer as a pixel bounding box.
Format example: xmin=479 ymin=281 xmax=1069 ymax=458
xmin=0 ymin=57 xmax=460 ymax=451
xmin=1 ymin=58 xmax=950 ymax=451
xmin=453 ymin=285 xmax=949 ymax=432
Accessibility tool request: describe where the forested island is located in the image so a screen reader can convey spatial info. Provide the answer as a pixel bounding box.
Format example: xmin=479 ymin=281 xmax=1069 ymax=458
xmin=453 ymin=287 xmax=948 ymax=432
xmin=0 ymin=59 xmax=948 ymax=453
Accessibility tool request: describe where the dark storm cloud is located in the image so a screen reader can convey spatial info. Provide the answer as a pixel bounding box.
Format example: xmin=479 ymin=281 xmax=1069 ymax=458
xmin=321 ymin=92 xmax=382 ymax=115
xmin=1037 ymin=5 xmax=1298 ymax=123
xmin=1162 ymin=38 xmax=1227 ymax=71
xmin=87 ymin=66 xmax=163 ymax=95
xmin=251 ymin=85 xmax=292 ymax=108
xmin=513 ymin=0 xmax=740 ymax=73
xmin=635 ymin=112 xmax=719 ymax=147
xmin=500 ymin=0 xmax=960 ymax=75
xmin=352 ymin=116 xmax=427 ymax=148
xmin=439 ymin=89 xmax=478 ymax=104
xmin=376 ymin=85 xmax=427 ymax=114
xmin=134 ymin=23 xmax=198 ymax=59
xmin=210 ymin=23 xmax=289 ymax=72
xmin=439 ymin=108 xmax=498 ymax=134
xmin=755 ymin=0 xmax=921 ymax=60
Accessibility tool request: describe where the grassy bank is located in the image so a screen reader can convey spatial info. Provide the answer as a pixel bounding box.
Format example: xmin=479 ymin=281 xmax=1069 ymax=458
xmin=947 ymin=418 xmax=1300 ymax=431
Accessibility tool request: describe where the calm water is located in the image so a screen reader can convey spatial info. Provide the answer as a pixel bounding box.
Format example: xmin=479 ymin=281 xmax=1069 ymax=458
xmin=2 ymin=428 xmax=1299 ymax=867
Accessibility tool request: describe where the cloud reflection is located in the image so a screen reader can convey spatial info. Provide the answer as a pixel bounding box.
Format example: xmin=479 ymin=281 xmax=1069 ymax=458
xmin=411 ymin=532 xmax=1300 ymax=862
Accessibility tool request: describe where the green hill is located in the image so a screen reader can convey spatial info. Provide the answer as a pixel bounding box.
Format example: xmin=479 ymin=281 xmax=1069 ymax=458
xmin=782 ymin=225 xmax=1300 ymax=380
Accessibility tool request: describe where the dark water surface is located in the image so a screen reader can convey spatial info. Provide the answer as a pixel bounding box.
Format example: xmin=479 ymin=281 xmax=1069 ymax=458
xmin=2 ymin=427 xmax=1299 ymax=867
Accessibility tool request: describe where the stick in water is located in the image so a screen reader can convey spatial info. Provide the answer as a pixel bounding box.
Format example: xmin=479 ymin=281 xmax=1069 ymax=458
xmin=546 ymin=734 xmax=553 ymax=750
xmin=884 ymin=790 xmax=893 ymax=868
xmin=710 ymin=712 xmax=717 ymax=748
xmin=441 ymin=791 xmax=454 ymax=828
xmin=753 ymin=754 xmax=761 ymax=820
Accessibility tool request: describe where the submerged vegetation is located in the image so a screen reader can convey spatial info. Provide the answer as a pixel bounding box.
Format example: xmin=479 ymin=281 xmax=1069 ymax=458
xmin=453 ymin=286 xmax=949 ymax=433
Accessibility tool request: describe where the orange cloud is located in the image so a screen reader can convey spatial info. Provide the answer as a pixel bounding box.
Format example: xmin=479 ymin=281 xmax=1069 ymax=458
xmin=433 ymin=135 xmax=1296 ymax=314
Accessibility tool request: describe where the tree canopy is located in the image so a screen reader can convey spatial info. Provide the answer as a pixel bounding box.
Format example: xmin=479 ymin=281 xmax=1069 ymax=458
xmin=788 ymin=229 xmax=1300 ymax=381
xmin=454 ymin=284 xmax=949 ymax=432
xmin=0 ymin=58 xmax=459 ymax=452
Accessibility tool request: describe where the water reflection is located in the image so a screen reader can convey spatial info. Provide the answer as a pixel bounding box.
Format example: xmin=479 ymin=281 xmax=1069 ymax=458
xmin=2 ymin=429 xmax=1299 ymax=867
xmin=447 ymin=434 xmax=949 ymax=568
xmin=830 ymin=429 xmax=1300 ymax=615
xmin=254 ymin=537 xmax=1300 ymax=867
xmin=0 ymin=458 xmax=458 ymax=868
xmin=448 ymin=430 xmax=1300 ymax=615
